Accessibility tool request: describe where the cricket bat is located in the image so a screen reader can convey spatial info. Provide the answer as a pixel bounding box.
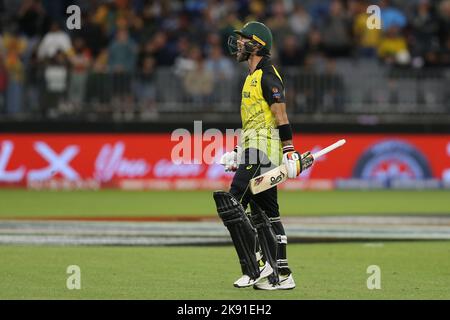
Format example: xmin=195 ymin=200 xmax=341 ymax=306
xmin=249 ymin=139 xmax=346 ymax=195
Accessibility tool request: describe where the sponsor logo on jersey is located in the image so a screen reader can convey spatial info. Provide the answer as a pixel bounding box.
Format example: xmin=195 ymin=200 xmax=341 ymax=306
xmin=272 ymin=87 xmax=281 ymax=100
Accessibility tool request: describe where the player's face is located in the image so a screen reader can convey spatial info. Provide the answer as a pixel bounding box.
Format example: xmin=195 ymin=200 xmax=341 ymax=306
xmin=236 ymin=36 xmax=247 ymax=49
xmin=236 ymin=36 xmax=251 ymax=62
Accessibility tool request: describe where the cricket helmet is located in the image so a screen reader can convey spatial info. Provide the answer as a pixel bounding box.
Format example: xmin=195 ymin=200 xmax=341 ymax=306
xmin=228 ymin=21 xmax=273 ymax=57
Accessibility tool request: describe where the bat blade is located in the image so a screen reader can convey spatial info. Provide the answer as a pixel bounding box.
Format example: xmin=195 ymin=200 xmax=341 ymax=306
xmin=249 ymin=139 xmax=346 ymax=195
xmin=249 ymin=164 xmax=288 ymax=195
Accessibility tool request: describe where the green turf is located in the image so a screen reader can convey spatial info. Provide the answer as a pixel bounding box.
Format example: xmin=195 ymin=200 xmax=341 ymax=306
xmin=1 ymin=241 xmax=449 ymax=299
xmin=0 ymin=190 xmax=449 ymax=218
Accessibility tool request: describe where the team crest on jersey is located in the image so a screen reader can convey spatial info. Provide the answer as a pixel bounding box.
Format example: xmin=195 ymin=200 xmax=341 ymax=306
xmin=251 ymin=79 xmax=258 ymax=87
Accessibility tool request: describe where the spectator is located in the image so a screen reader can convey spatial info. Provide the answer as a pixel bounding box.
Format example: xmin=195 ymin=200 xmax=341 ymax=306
xmin=43 ymin=50 xmax=69 ymax=116
xmin=139 ymin=2 xmax=158 ymax=42
xmin=93 ymin=49 xmax=108 ymax=73
xmin=439 ymin=0 xmax=450 ymax=46
xmin=108 ymin=28 xmax=137 ymax=73
xmin=379 ymin=0 xmax=407 ymax=30
xmin=205 ymin=44 xmax=234 ymax=104
xmin=72 ymin=12 xmax=109 ymax=58
xmin=205 ymin=45 xmax=233 ymax=80
xmin=17 ymin=0 xmax=50 ymax=39
xmin=352 ymin=0 xmax=381 ymax=58
xmin=41 ymin=0 xmax=73 ymax=26
xmin=308 ymin=1 xmax=329 ymax=27
xmin=303 ymin=28 xmax=324 ymax=70
xmin=172 ymin=12 xmax=196 ymax=41
xmin=205 ymin=0 xmax=234 ymax=25
xmin=266 ymin=1 xmax=291 ymax=45
xmin=288 ymin=4 xmax=311 ymax=46
xmin=174 ymin=41 xmax=197 ymax=77
xmin=0 ymin=54 xmax=7 ymax=113
xmin=129 ymin=11 xmax=146 ymax=44
xmin=1 ymin=29 xmax=27 ymax=115
xmin=183 ymin=47 xmax=214 ymax=108
xmin=440 ymin=36 xmax=450 ymax=66
xmin=278 ymin=34 xmax=305 ymax=67
xmin=378 ymin=25 xmax=410 ymax=66
xmin=68 ymin=37 xmax=92 ymax=112
xmin=410 ymin=0 xmax=440 ymax=66
xmin=185 ymin=0 xmax=208 ymax=16
xmin=108 ymin=29 xmax=137 ymax=115
xmin=24 ymin=50 xmax=41 ymax=114
xmin=246 ymin=0 xmax=266 ymax=22
xmin=320 ymin=0 xmax=353 ymax=58
xmin=147 ymin=31 xmax=176 ymax=67
xmin=135 ymin=56 xmax=157 ymax=119
xmin=205 ymin=33 xmax=222 ymax=57
xmin=92 ymin=1 xmax=119 ymax=38
xmin=37 ymin=21 xmax=72 ymax=61
xmin=85 ymin=49 xmax=111 ymax=113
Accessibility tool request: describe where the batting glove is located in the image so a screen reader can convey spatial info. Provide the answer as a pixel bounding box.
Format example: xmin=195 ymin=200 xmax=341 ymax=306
xmin=282 ymin=145 xmax=314 ymax=178
xmin=220 ymin=146 xmax=242 ymax=172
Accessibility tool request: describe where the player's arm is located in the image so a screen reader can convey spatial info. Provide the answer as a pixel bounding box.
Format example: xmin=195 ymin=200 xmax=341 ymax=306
xmin=271 ymin=102 xmax=313 ymax=178
xmin=270 ymin=102 xmax=292 ymax=147
xmin=262 ymin=71 xmax=313 ymax=178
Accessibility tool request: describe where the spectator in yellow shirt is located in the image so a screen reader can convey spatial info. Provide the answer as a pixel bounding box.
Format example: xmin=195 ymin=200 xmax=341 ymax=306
xmin=1 ymin=30 xmax=27 ymax=114
xmin=377 ymin=25 xmax=410 ymax=65
xmin=352 ymin=0 xmax=381 ymax=57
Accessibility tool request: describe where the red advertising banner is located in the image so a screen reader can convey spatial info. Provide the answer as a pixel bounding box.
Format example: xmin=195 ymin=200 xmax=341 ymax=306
xmin=0 ymin=134 xmax=449 ymax=190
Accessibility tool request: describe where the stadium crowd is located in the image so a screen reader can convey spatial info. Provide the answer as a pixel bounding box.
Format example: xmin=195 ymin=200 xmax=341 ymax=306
xmin=0 ymin=0 xmax=450 ymax=117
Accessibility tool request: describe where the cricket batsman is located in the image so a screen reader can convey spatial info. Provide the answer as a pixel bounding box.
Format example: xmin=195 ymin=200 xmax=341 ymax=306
xmin=213 ymin=21 xmax=314 ymax=290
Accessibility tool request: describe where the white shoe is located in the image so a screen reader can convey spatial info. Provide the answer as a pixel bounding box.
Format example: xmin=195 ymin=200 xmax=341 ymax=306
xmin=253 ymin=273 xmax=296 ymax=290
xmin=233 ymin=261 xmax=274 ymax=288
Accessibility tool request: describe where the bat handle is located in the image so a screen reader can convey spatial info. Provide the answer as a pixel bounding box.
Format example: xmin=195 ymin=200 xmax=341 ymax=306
xmin=312 ymin=139 xmax=346 ymax=160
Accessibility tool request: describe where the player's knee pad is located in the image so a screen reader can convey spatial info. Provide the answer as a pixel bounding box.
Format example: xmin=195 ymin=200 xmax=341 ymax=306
xmin=213 ymin=191 xmax=260 ymax=279
xmin=250 ymin=201 xmax=279 ymax=283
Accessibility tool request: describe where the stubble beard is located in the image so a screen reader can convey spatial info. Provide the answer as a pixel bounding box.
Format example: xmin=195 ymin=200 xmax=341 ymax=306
xmin=236 ymin=51 xmax=250 ymax=62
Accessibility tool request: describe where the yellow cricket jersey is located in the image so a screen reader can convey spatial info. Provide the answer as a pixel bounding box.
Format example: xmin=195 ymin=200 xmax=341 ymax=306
xmin=240 ymin=57 xmax=285 ymax=165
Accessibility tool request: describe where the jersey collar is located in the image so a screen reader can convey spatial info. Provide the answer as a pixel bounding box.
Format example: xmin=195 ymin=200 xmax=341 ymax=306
xmin=255 ymin=56 xmax=271 ymax=71
xmin=249 ymin=56 xmax=271 ymax=75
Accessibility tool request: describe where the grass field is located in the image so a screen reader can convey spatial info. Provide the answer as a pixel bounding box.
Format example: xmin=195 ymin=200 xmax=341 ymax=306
xmin=1 ymin=189 xmax=449 ymax=300
xmin=0 ymin=190 xmax=449 ymax=218
xmin=1 ymin=241 xmax=449 ymax=299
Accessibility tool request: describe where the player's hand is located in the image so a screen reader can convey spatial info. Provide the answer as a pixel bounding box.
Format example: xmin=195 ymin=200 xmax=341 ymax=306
xmin=220 ymin=146 xmax=242 ymax=172
xmin=282 ymin=146 xmax=314 ymax=178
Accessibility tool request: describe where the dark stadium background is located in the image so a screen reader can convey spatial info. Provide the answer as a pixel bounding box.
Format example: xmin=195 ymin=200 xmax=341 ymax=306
xmin=0 ymin=0 xmax=449 ymax=124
